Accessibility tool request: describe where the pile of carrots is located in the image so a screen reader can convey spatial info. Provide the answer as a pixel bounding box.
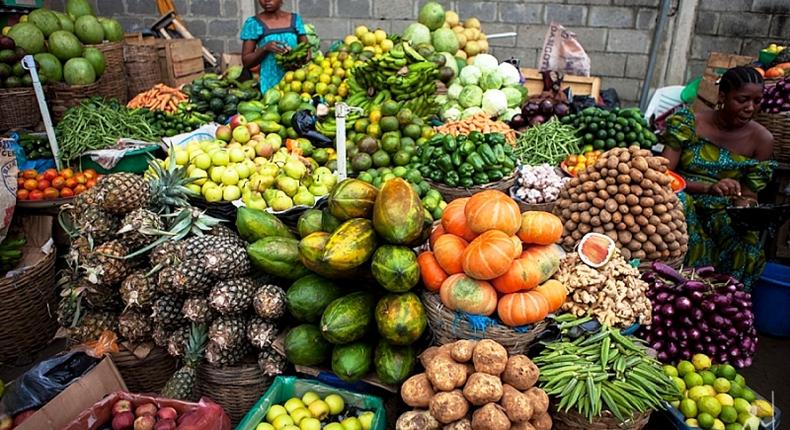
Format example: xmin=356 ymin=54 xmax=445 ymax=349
xmin=127 ymin=84 xmax=188 ymax=113
xmin=434 ymin=113 xmax=517 ymax=145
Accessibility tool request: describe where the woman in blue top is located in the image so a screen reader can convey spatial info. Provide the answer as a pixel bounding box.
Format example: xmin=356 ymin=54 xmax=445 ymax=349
xmin=241 ymin=0 xmax=309 ymax=93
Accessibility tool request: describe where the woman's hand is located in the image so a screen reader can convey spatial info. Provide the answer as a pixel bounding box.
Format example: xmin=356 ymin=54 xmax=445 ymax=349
xmin=262 ymin=41 xmax=290 ymax=54
xmin=709 ymin=178 xmax=742 ymax=197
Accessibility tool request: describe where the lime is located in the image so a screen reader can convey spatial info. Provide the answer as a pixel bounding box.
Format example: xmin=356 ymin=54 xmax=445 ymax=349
xmin=392 ymin=166 xmax=408 ymax=177
xmin=687 ymin=418 xmax=700 ymax=428
xmin=701 ymin=371 xmax=717 ymax=386
xmin=720 ymin=406 xmax=738 ymax=424
xmin=710 ymin=365 xmax=721 ymax=375
xmin=380 ymin=116 xmax=400 ymax=132
xmin=357 ymin=172 xmax=373 ymax=183
xmin=689 ymin=385 xmax=710 ymax=401
xmin=699 ymin=396 xmax=722 ymax=418
xmin=698 ymin=412 xmax=715 ymax=429
xmin=716 ymin=393 xmax=734 ymax=407
xmin=680 ymin=398 xmax=698 ymax=418
xmin=393 ymin=150 xmax=411 ymax=166
xmin=718 ymin=365 xmax=737 ymax=380
xmin=693 ymin=353 xmax=713 ymax=371
xmin=728 ymin=382 xmax=744 ymax=399
xmin=673 ymin=377 xmax=687 ymax=394
xmin=725 ymin=424 xmax=744 ymax=430
xmin=734 ymin=374 xmax=746 ymax=387
xmin=678 ymin=360 xmax=696 ymax=377
xmin=664 ymin=365 xmax=679 ymax=378
xmin=712 ymin=419 xmax=726 ymax=430
xmin=741 ymin=389 xmax=756 ymax=403
xmin=733 ymin=398 xmax=752 ymax=414
xmin=714 ymin=378 xmax=732 ymax=394
xmin=685 ymin=372 xmax=704 ymax=388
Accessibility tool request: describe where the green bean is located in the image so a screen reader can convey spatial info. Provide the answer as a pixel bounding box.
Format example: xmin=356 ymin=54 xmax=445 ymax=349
xmin=514 ymin=118 xmax=581 ymax=166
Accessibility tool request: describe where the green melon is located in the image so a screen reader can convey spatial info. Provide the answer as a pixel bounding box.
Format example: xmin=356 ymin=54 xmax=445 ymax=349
xmin=52 ymin=12 xmax=75 ymax=33
xmin=66 ymin=0 xmax=95 ymax=19
xmin=297 ymin=209 xmax=324 ymax=238
xmin=371 ymin=245 xmax=419 ymax=293
xmin=48 ymin=30 xmax=83 ymax=62
xmin=320 ymin=292 xmax=375 ymax=344
xmin=328 ymin=178 xmax=378 ymax=221
xmin=63 ymin=57 xmax=95 ymax=85
xmin=82 ymin=47 xmax=105 ymax=76
xmin=374 ymin=341 xmax=416 ymax=385
xmin=331 ymin=341 xmax=373 ymax=382
xmin=286 ymin=274 xmax=345 ymax=323
xmin=28 ymin=9 xmax=61 ymax=37
xmin=33 ymin=53 xmax=62 ymax=82
xmin=284 ymin=324 xmax=332 ymax=366
xmin=247 ymin=236 xmax=310 ymax=280
xmin=375 ymin=293 xmax=427 ymax=346
xmin=418 ymin=1 xmax=446 ymax=31
xmin=98 ymin=17 xmax=124 ymax=42
xmin=236 ymin=206 xmax=294 ymax=242
xmin=8 ymin=23 xmax=45 ymax=54
xmin=74 ymin=15 xmax=104 ymax=45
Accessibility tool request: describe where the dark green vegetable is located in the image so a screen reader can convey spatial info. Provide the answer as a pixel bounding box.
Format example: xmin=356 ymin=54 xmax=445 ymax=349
xmin=560 ymin=106 xmax=657 ymax=151
xmin=515 ymin=118 xmax=581 ymax=166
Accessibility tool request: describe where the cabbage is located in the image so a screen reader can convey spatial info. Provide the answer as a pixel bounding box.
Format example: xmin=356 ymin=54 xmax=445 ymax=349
xmin=458 ymin=85 xmax=483 ymax=108
xmin=459 ymin=65 xmax=482 ymax=86
xmin=501 ymin=108 xmax=520 ymax=122
xmin=481 ymin=89 xmax=508 ymax=117
xmin=480 ymin=71 xmax=503 ymax=90
xmin=472 ymin=54 xmax=499 ymax=74
xmin=461 ymin=106 xmax=485 ymax=119
xmin=502 ymin=86 xmax=523 ymax=108
xmin=442 ymin=106 xmax=462 ymax=121
xmin=447 ymin=82 xmax=464 ymax=100
xmin=497 ymin=62 xmax=521 ymax=86
xmin=435 ymin=94 xmax=449 ymax=105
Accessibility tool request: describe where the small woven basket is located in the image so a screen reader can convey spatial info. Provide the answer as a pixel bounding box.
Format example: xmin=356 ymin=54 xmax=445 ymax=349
xmin=111 ymin=346 xmax=177 ymax=394
xmin=50 ymin=81 xmax=102 ymax=122
xmin=124 ymin=42 xmax=162 ymax=98
xmin=755 ymin=111 xmax=790 ymax=163
xmin=427 ymin=174 xmax=517 ymax=202
xmin=90 ymin=41 xmax=128 ymax=103
xmin=421 ymin=291 xmax=548 ymax=355
xmin=0 ymin=87 xmax=41 ymax=130
xmin=197 ymin=359 xmax=272 ymax=425
xmin=552 ymin=407 xmax=651 ymax=430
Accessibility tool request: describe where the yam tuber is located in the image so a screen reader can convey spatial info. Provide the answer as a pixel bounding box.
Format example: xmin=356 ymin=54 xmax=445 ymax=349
xmin=451 ymin=340 xmax=478 ymax=363
xmin=402 ymin=374 xmax=435 ymax=408
xmin=462 ymin=372 xmax=504 ymax=406
xmin=523 ymin=387 xmax=549 ymax=416
xmin=471 ymin=403 xmax=510 ymax=430
xmin=500 ymin=384 xmax=533 ymax=423
xmin=443 ymin=418 xmax=472 ymax=430
xmin=472 ymin=340 xmax=508 ymax=376
xmin=426 ymin=355 xmax=468 ymax=391
xmin=529 ymin=412 xmax=552 ymax=430
xmin=429 ymin=390 xmax=469 ymax=424
xmin=397 ymin=410 xmax=440 ymax=430
xmin=501 ymin=355 xmax=540 ymax=390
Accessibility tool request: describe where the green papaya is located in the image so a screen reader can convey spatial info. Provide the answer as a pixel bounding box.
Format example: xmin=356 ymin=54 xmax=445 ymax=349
xmin=247 ymin=236 xmax=309 ymax=280
xmin=331 ymin=341 xmax=373 ymax=382
xmin=285 ymin=324 xmax=332 ymax=366
xmin=298 ymin=232 xmax=359 ymax=279
xmin=371 ymin=245 xmax=420 ymax=292
xmin=236 ymin=206 xmax=294 ymax=242
xmin=321 ymin=209 xmax=341 ymax=233
xmin=320 ymin=292 xmax=375 ymax=344
xmin=374 ymin=340 xmax=416 ymax=385
xmin=297 ymin=209 xmax=324 ymax=238
xmin=372 ymin=178 xmax=425 ymax=245
xmin=322 ymin=218 xmax=377 ymax=271
xmin=287 ymin=274 xmax=346 ymax=322
xmin=375 ymin=293 xmax=427 ymax=346
xmin=328 ymin=179 xmax=378 ymax=221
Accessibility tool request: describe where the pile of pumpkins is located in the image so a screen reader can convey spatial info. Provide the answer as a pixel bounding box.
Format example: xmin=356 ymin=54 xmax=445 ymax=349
xmin=418 ymin=190 xmax=568 ymax=327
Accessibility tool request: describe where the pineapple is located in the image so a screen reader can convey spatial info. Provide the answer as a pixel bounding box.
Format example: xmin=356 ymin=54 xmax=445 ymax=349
xmin=206 ymin=340 xmax=250 ymax=367
xmin=161 ymin=324 xmax=207 ymax=401
xmin=120 ymin=270 xmax=155 ymax=309
xmin=157 ymin=258 xmax=215 ymax=295
xmin=117 ymin=208 xmax=164 ymax=250
xmin=118 ymin=310 xmax=152 ymax=342
xmin=70 ymin=311 xmax=117 ymax=342
xmin=258 ymin=350 xmax=287 ymax=377
xmin=208 ymin=277 xmax=256 ymax=315
xmin=207 ymin=224 xmax=247 ymax=248
xmin=151 ymin=295 xmax=186 ymax=330
xmin=82 ymin=240 xmax=131 ymax=286
xmin=182 ymin=297 xmax=213 ymax=324
xmin=252 ymin=284 xmax=286 ymax=320
xmin=83 ymin=283 xmax=121 ymax=311
xmin=246 ymin=317 xmax=279 ymax=349
xmin=62 ymin=190 xmax=120 ymax=244
xmin=166 ymin=325 xmax=190 ymax=357
xmin=208 ymin=316 xmax=247 ymax=351
xmin=181 ymin=236 xmax=251 ymax=278
xmin=152 ymin=325 xmax=171 ymax=348
xmin=149 ymin=241 xmax=181 ymax=269
xmin=56 ymin=289 xmax=82 ymax=327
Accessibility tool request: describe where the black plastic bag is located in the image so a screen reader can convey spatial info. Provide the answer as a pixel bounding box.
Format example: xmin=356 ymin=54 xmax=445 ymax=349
xmin=292 ymin=110 xmax=333 ymax=147
xmin=2 ymin=352 xmax=99 ymax=416
xmin=570 ymin=95 xmax=597 ymax=114
xmin=600 ymin=88 xmax=621 ymax=110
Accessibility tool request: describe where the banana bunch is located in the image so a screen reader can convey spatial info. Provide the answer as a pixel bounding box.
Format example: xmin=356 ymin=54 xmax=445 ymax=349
xmin=275 ymin=41 xmax=311 ymax=71
xmin=315 ymin=110 xmax=364 ymax=137
xmin=0 ymin=236 xmax=25 ymax=275
xmin=345 ymin=89 xmax=392 ymax=113
xmin=401 ymin=94 xmax=440 ymax=119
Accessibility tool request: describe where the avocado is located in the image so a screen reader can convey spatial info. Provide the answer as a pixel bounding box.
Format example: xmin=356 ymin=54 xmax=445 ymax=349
xmin=12 ymin=62 xmax=25 ymax=78
xmin=0 ymin=49 xmax=16 ymax=64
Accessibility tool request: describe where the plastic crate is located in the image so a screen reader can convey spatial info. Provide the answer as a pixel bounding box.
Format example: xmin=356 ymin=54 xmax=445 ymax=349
xmin=662 ymin=391 xmax=782 ymax=430
xmin=235 ymin=376 xmax=387 ymax=430
xmin=78 ymin=144 xmax=162 ymax=174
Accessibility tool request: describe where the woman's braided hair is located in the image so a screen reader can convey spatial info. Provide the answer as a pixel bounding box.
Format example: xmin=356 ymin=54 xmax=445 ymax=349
xmin=718 ymin=66 xmax=764 ymax=95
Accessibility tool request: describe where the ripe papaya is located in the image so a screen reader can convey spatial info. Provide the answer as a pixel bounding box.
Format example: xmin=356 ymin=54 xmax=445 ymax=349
xmin=372 ymin=178 xmax=425 ymax=245
xmin=247 ymin=236 xmax=309 ymax=280
xmin=328 ymin=179 xmax=378 ymax=221
xmin=322 ymin=218 xmax=377 ymax=271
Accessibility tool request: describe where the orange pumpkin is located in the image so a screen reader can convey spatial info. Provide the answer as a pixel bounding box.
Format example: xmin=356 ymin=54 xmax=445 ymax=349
xmin=520 ymin=244 xmax=566 ymax=284
xmin=430 ymin=224 xmax=446 ymax=249
xmin=510 ymin=235 xmax=523 ymax=258
xmin=439 ymin=273 xmax=498 ymax=316
xmin=765 ymin=67 xmax=784 ymax=79
xmin=535 ymin=279 xmax=567 ymax=313
xmin=518 ymin=211 xmax=563 ymax=245
xmin=418 ymin=251 xmax=448 ymax=292
xmin=491 ymin=257 xmax=542 ymax=294
xmin=441 ymin=198 xmax=478 ymax=242
xmin=462 ymin=230 xmax=516 ymax=280
xmin=497 ymin=291 xmax=549 ymax=326
xmin=433 ymin=234 xmax=467 ymax=275
xmin=464 ymin=190 xmax=522 ymax=235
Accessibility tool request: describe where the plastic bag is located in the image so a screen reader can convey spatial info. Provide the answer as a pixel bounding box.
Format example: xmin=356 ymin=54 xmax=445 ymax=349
xmin=292 ymin=110 xmax=333 ymax=147
xmin=74 ymin=330 xmax=120 ymax=358
xmin=539 ymin=22 xmax=591 ymax=77
xmin=1 ymin=352 xmax=99 ymax=416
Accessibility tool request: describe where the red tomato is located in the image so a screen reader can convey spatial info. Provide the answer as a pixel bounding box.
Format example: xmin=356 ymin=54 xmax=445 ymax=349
xmin=60 ymin=168 xmax=74 ymax=179
xmin=60 ymin=187 xmax=74 ymax=198
xmin=28 ymin=190 xmax=44 ymax=200
xmin=23 ymin=179 xmax=38 ymax=191
xmin=36 ymin=179 xmax=50 ymax=191
xmin=43 ymin=168 xmax=58 ymax=181
xmin=17 ymin=189 xmax=29 ymax=200
xmin=64 ymin=178 xmax=78 ymax=189
xmin=51 ymin=177 xmax=66 ymax=189
xmin=85 ymin=179 xmax=97 ymax=189
xmin=73 ymin=184 xmax=87 ymax=195
xmin=43 ymin=187 xmax=59 ymax=200
xmin=74 ymin=173 xmax=87 ymax=185
xmin=83 ymin=169 xmax=98 ymax=180
xmin=17 ymin=178 xmax=25 ymax=187
xmin=35 ymin=174 xmax=44 ymax=181
xmin=21 ymin=169 xmax=38 ymax=180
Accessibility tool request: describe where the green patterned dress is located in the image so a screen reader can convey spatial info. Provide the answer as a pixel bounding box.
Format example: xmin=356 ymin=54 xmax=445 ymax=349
xmin=664 ymin=108 xmax=776 ymax=288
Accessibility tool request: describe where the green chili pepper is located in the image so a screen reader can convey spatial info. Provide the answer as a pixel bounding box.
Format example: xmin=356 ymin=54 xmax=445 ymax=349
xmin=502 ymin=157 xmax=515 ymax=170
xmin=494 ymin=144 xmax=506 ymax=164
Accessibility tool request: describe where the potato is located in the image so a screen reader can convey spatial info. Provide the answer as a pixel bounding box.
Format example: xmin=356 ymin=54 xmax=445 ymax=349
xmin=511 ymin=422 xmax=536 ymax=430
xmin=579 ymin=224 xmax=591 ymax=234
xmin=530 ymin=412 xmax=552 ymax=430
xmin=471 ymin=403 xmax=510 ymax=430
xmin=430 ymin=390 xmax=469 ymax=424
xmin=472 ymin=339 xmax=508 ymax=376
xmin=420 ymin=345 xmax=453 ymax=368
xmin=501 ymin=355 xmax=539 ymax=390
xmin=632 ymin=156 xmax=649 ymax=172
xmin=397 ymin=410 xmax=440 ymax=430
xmin=606 ymin=157 xmax=619 ymax=169
xmin=402 ymin=374 xmax=435 ymax=408
xmin=443 ymin=418 xmax=472 ymax=430
xmin=451 ymin=340 xmax=478 ymax=363
xmin=501 ymin=384 xmax=534 ymax=423
xmin=427 ymin=354 xmax=468 ymax=391
xmin=463 ymin=372 xmax=503 ymax=405
xmin=524 ymin=387 xmax=549 ymax=415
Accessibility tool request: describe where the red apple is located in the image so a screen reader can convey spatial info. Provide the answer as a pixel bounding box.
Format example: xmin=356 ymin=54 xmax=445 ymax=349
xmin=246 ymin=122 xmax=261 ymax=137
xmin=229 ymin=114 xmax=247 ymax=130
xmin=13 ymin=410 xmax=35 ymax=425
xmin=135 ymin=403 xmax=157 ymax=417
xmin=153 ymin=419 xmax=176 ymax=430
xmin=112 ymin=399 xmax=133 ymax=416
xmin=156 ymin=407 xmax=177 ymax=421
xmin=112 ymin=411 xmax=135 ymax=430
xmin=0 ymin=414 xmax=12 ymax=430
xmin=215 ymin=125 xmax=232 ymax=142
xmin=134 ymin=415 xmax=156 ymax=430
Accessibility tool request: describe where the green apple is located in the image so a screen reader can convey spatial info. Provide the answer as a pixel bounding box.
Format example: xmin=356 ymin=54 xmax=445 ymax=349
xmin=234 ymin=162 xmax=252 ymax=179
xmin=271 ymin=413 xmax=294 ymax=430
xmin=223 ymin=185 xmax=241 ymax=201
xmin=229 ymin=147 xmax=247 ymax=163
xmin=192 ymin=152 xmax=212 ymax=170
xmin=284 ymin=398 xmax=305 ymax=414
xmin=323 ymin=423 xmax=344 ymax=430
xmin=227 ymin=142 xmax=243 ymax=149
xmin=243 ymin=145 xmax=256 ymax=160
xmin=190 ymin=168 xmax=208 ymax=186
xmin=212 ymin=150 xmax=230 ymax=166
xmin=186 ymin=183 xmax=201 ymax=195
xmin=209 ymin=165 xmax=226 ymax=183
xmin=357 ymin=412 xmax=374 ymax=430
xmin=221 ymin=168 xmax=240 ymax=186
xmin=266 ymin=405 xmax=288 ymax=423
xmin=246 ymin=195 xmax=267 ymax=210
xmin=233 ymin=126 xmax=252 ymax=144
xmin=276 ymin=175 xmax=300 ymax=197
xmin=255 ymin=141 xmax=274 ymax=158
xmin=256 ymin=423 xmax=275 ymax=430
xmin=259 ymin=163 xmax=280 ymax=178
xmin=204 ymin=185 xmax=223 ymax=202
xmin=271 ymin=193 xmax=294 ymax=212
xmin=301 ymin=391 xmax=320 ymax=406
xmin=307 ymin=399 xmax=330 ymax=420
xmin=289 ymin=407 xmax=311 ymax=424
xmin=174 ymin=149 xmax=189 ymax=165
xmin=284 ymin=158 xmax=307 ymax=179
xmin=293 ymin=187 xmax=316 ymax=206
xmin=266 ymin=133 xmax=282 ymax=151
xmin=299 ymin=417 xmax=320 ymax=430
xmin=308 ymin=183 xmax=329 ymax=196
xmin=281 ymin=426 xmax=300 ymax=430
xmin=324 ymin=394 xmax=344 ymax=415
xmin=340 ymin=417 xmax=361 ymax=430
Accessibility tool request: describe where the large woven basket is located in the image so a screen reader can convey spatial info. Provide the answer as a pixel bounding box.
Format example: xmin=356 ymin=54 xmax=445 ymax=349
xmin=552 ymin=407 xmax=651 ymax=430
xmin=755 ymin=111 xmax=790 ymax=163
xmin=0 ymin=87 xmax=41 ymax=130
xmin=428 ymin=174 xmax=517 ymax=202
xmin=421 ymin=291 xmax=549 ymax=355
xmin=111 ymin=346 xmax=177 ymax=394
xmin=90 ymin=41 xmax=127 ymax=103
xmin=197 ymin=359 xmax=272 ymax=425
xmin=124 ymin=42 xmax=162 ymax=99
xmin=50 ymin=81 xmax=102 ymax=121
xmin=0 ymin=218 xmax=57 ymax=365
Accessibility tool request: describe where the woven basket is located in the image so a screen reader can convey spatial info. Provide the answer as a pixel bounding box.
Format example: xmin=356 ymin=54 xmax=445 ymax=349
xmin=111 ymin=346 xmax=177 ymax=394
xmin=50 ymin=81 xmax=102 ymax=122
xmin=427 ymin=174 xmax=517 ymax=202
xmin=755 ymin=111 xmax=790 ymax=163
xmin=124 ymin=42 xmax=162 ymax=99
xmin=0 ymin=87 xmax=41 ymax=130
xmin=197 ymin=359 xmax=272 ymax=425
xmin=90 ymin=41 xmax=127 ymax=103
xmin=513 ymin=198 xmax=556 ymax=213
xmin=552 ymin=407 xmax=651 ymax=430
xmin=421 ymin=291 xmax=548 ymax=355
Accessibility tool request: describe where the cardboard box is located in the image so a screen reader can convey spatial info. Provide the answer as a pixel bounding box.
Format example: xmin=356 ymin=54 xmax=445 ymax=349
xmin=521 ymin=67 xmax=601 ymax=99
xmin=157 ymin=39 xmax=205 ymax=87
xmin=16 ymin=357 xmax=127 ymax=430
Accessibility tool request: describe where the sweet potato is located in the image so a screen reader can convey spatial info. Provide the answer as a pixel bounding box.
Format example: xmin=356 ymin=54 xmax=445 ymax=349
xmin=471 ymin=339 xmax=508 ymax=376
xmin=429 ymin=390 xmax=469 ymax=424
xmin=462 ymin=372 xmax=503 ymax=406
xmin=401 ymin=374 xmax=434 ymax=408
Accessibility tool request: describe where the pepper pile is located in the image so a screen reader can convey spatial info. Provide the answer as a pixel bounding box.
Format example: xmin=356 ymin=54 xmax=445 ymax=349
xmin=408 ymin=132 xmax=517 ymax=188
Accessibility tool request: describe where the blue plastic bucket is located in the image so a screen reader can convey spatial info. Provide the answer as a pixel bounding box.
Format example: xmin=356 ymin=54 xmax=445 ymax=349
xmin=753 ymin=262 xmax=790 ymax=337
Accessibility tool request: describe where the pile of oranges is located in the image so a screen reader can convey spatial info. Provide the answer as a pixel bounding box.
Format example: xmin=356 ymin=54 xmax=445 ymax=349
xmin=17 ymin=168 xmax=102 ymax=201
xmin=563 ymin=149 xmax=603 ymax=176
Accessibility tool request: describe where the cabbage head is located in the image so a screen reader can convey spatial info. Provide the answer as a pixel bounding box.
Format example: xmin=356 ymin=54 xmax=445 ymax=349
xmin=497 ymin=62 xmax=521 ymax=86
xmin=472 ymin=54 xmax=499 ymax=74
xmin=458 ymin=85 xmax=483 ymax=108
xmin=502 ymin=86 xmax=523 ymax=108
xmin=459 ymin=65 xmax=482 ymax=86
xmin=447 ymin=82 xmax=464 ymax=100
xmin=480 ymin=71 xmax=504 ymax=91
xmin=481 ymin=89 xmax=508 ymax=117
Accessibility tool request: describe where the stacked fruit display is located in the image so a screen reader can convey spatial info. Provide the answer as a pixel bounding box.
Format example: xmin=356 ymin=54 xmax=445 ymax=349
xmin=402 ymin=2 xmax=488 ymax=62
xmin=16 ymin=167 xmax=101 ymax=201
xmin=274 ymin=49 xmax=361 ymax=107
xmin=0 ymin=36 xmax=34 ymax=88
xmin=664 ymin=354 xmax=774 ymax=430
xmin=560 ymin=107 xmax=658 ymax=151
xmin=181 ymin=70 xmax=262 ymax=124
xmin=441 ymin=55 xmax=525 ymax=121
xmin=342 ymin=26 xmax=394 ymax=59
xmin=355 ymin=167 xmax=447 ymax=220
xmin=256 ymin=391 xmax=376 ymax=430
xmin=418 ymin=191 xmax=567 ymax=327
xmin=6 ymin=0 xmax=122 ymax=86
xmin=106 ymin=399 xmax=182 ymax=430
xmin=562 ymin=146 xmax=603 ymax=176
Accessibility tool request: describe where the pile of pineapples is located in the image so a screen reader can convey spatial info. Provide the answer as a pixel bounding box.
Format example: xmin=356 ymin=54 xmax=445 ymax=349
xmin=56 ymin=158 xmax=288 ymax=400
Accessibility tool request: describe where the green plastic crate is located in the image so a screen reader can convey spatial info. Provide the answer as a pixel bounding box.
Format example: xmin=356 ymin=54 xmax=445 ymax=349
xmin=236 ymin=376 xmax=386 ymax=430
xmin=78 ymin=145 xmax=162 ymax=174
xmin=1 ymin=0 xmax=44 ymax=8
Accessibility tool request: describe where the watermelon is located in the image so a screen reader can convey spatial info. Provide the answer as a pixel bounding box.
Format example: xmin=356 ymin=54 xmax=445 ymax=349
xmin=372 ymin=178 xmax=425 ymax=245
xmin=331 ymin=341 xmax=373 ymax=382
xmin=374 ymin=341 xmax=416 ymax=385
xmin=375 ymin=293 xmax=427 ymax=346
xmin=286 ymin=274 xmax=345 ymax=322
xmin=320 ymin=292 xmax=375 ymax=344
xmin=322 ymin=218 xmax=377 ymax=271
xmin=371 ymin=245 xmax=420 ymax=292
xmin=328 ymin=179 xmax=378 ymax=221
xmin=236 ymin=206 xmax=294 ymax=242
xmin=247 ymin=236 xmax=310 ymax=280
xmin=284 ymin=324 xmax=332 ymax=366
xmin=297 ymin=209 xmax=323 ymax=238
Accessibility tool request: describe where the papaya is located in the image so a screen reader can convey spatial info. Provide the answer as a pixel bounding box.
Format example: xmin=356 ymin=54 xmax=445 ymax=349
xmin=286 ymin=274 xmax=346 ymax=323
xmin=374 ymin=340 xmax=416 ymax=385
xmin=321 ymin=209 xmax=341 ymax=232
xmin=375 ymin=293 xmax=427 ymax=346
xmin=331 ymin=341 xmax=373 ymax=382
xmin=236 ymin=206 xmax=294 ymax=242
xmin=320 ymin=292 xmax=376 ymax=344
xmin=298 ymin=232 xmax=359 ymax=279
xmin=371 ymin=245 xmax=420 ymax=292
xmin=247 ymin=236 xmax=310 ymax=280
xmin=297 ymin=209 xmax=324 ymax=238
xmin=328 ymin=179 xmax=378 ymax=221
xmin=284 ymin=324 xmax=332 ymax=366
xmin=372 ymin=178 xmax=425 ymax=245
xmin=322 ymin=218 xmax=377 ymax=271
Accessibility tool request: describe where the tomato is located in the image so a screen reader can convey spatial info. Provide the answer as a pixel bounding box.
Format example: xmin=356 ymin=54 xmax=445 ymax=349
xmin=36 ymin=179 xmax=51 ymax=191
xmin=73 ymin=184 xmax=87 ymax=195
xmin=74 ymin=173 xmax=87 ymax=185
xmin=23 ymin=179 xmax=38 ymax=191
xmin=65 ymin=178 xmax=78 ymax=189
xmin=43 ymin=168 xmax=58 ymax=181
xmin=22 ymin=169 xmax=38 ymax=180
xmin=60 ymin=187 xmax=74 ymax=198
xmin=85 ymin=179 xmax=97 ymax=189
xmin=51 ymin=177 xmax=66 ymax=189
xmin=43 ymin=187 xmax=59 ymax=200
xmin=35 ymin=174 xmax=44 ymax=181
xmin=17 ymin=178 xmax=25 ymax=187
xmin=28 ymin=190 xmax=44 ymax=200
xmin=83 ymin=169 xmax=98 ymax=180
xmin=60 ymin=168 xmax=74 ymax=179
xmin=17 ymin=189 xmax=29 ymax=200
